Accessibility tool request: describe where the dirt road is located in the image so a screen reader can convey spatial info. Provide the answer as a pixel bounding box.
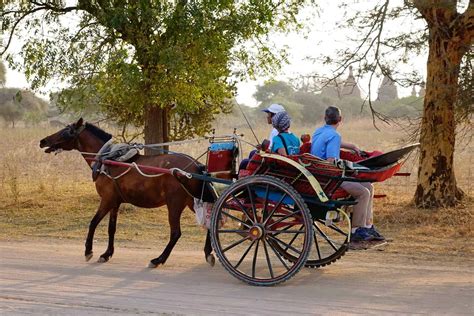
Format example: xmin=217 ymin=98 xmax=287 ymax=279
xmin=0 ymin=240 xmax=472 ymax=315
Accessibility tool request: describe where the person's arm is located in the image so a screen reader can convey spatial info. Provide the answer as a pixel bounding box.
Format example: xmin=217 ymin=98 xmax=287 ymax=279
xmin=341 ymin=141 xmax=361 ymax=155
xmin=271 ymin=135 xmax=287 ymax=155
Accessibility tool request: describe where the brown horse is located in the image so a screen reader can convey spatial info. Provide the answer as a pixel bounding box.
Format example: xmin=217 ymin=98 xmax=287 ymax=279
xmin=39 ymin=118 xmax=215 ymax=267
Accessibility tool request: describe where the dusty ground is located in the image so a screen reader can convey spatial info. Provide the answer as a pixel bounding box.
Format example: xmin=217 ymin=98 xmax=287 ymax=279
xmin=1 ymin=240 xmax=472 ymax=315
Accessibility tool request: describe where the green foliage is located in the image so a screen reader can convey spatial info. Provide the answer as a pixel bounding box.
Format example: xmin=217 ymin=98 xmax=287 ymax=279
xmin=376 ymin=96 xmax=423 ymax=118
xmin=254 ymin=80 xmax=295 ymax=105
xmin=23 ymin=110 xmax=47 ymax=126
xmin=0 ymin=88 xmax=48 ymax=127
xmin=252 ymin=79 xmax=427 ymax=127
xmin=1 ymin=0 xmax=308 ymax=140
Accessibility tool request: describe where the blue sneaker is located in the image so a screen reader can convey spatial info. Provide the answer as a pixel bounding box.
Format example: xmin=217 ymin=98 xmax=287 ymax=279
xmin=350 ymin=227 xmax=375 ymax=242
xmin=368 ymin=225 xmax=385 ymax=241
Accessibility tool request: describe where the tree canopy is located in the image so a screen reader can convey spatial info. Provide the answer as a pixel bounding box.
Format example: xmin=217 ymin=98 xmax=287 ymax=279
xmin=0 ymin=0 xmax=308 ymax=150
xmin=320 ymin=0 xmax=473 ymax=207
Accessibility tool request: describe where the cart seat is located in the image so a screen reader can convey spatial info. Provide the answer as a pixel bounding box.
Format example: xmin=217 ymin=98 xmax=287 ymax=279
xmin=299 ymin=141 xmax=383 ymax=162
xmin=207 ymin=141 xmax=238 ymax=174
xmin=238 ymin=152 xmax=352 ymax=200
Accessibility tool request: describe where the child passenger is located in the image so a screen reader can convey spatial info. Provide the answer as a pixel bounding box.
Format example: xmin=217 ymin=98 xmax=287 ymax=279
xmin=271 ymin=111 xmax=300 ymax=156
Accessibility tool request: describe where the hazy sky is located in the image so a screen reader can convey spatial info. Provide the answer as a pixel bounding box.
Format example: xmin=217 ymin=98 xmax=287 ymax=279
xmin=3 ymin=0 xmax=437 ymax=106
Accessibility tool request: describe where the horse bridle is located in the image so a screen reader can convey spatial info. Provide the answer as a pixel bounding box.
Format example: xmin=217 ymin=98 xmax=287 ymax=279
xmin=50 ymin=124 xmax=87 ymax=153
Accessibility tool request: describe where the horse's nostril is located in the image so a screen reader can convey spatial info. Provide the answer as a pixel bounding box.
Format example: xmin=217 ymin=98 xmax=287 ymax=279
xmin=40 ymin=139 xmax=47 ymax=147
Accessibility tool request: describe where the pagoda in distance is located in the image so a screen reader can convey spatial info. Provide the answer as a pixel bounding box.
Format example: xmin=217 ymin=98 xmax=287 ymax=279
xmin=321 ymin=66 xmax=362 ymax=100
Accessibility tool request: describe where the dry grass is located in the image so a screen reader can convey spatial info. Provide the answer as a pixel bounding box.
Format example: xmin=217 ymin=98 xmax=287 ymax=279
xmin=0 ymin=119 xmax=472 ymax=261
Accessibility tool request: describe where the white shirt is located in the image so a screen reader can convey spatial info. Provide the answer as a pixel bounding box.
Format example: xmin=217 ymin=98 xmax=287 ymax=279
xmin=269 ymin=128 xmax=279 ymax=146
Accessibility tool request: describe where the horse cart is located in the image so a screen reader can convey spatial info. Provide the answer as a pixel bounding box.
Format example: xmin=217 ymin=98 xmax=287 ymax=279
xmin=39 ymin=120 xmax=417 ymax=286
xmin=204 ymin=136 xmax=417 ymax=286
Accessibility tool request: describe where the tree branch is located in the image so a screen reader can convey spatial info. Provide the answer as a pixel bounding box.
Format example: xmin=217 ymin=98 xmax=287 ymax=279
xmin=1 ymin=6 xmax=44 ymax=56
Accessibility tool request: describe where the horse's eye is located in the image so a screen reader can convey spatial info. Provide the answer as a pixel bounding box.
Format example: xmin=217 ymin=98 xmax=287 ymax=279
xmin=60 ymin=127 xmax=75 ymax=139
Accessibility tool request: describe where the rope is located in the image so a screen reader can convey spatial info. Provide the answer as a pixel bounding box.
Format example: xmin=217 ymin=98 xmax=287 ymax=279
xmin=130 ymin=162 xmax=166 ymax=178
xmin=77 ymin=134 xmax=248 ymax=158
xmin=77 ymin=136 xmax=209 ymax=157
xmin=103 ymin=167 xmax=132 ymax=180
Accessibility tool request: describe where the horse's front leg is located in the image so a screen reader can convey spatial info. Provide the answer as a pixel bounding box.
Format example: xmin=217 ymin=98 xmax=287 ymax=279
xmin=98 ymin=206 xmax=120 ymax=263
xmin=84 ymin=199 xmax=114 ymax=262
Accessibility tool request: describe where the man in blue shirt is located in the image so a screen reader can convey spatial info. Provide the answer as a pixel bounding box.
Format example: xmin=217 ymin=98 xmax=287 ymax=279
xmin=311 ymin=106 xmax=384 ymax=244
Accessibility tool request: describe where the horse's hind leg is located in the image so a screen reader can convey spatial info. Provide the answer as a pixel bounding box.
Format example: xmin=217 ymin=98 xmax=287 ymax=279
xmin=149 ymin=198 xmax=186 ymax=268
xmin=204 ymin=229 xmax=215 ymax=267
xmin=84 ymin=198 xmax=116 ymax=261
xmin=188 ymin=200 xmax=214 ymax=266
xmin=98 ymin=206 xmax=120 ymax=263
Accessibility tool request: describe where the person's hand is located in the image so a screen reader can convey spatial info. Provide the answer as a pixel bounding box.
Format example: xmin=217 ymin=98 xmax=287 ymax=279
xmin=360 ymin=150 xmax=369 ymax=158
xmin=351 ymin=145 xmax=361 ymax=156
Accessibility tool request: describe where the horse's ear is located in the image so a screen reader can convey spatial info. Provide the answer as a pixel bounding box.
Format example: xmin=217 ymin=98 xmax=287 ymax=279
xmin=75 ymin=117 xmax=84 ymax=128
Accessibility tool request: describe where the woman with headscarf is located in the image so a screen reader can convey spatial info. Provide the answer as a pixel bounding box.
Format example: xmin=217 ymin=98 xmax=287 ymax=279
xmin=271 ymin=111 xmax=300 ymax=155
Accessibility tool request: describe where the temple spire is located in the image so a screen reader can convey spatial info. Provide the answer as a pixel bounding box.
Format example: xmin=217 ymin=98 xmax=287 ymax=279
xmin=341 ymin=66 xmax=361 ymax=99
xmin=377 ymin=72 xmax=398 ymax=102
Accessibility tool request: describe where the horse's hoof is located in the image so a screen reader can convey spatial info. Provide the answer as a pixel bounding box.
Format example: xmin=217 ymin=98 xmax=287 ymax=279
xmin=97 ymin=257 xmax=108 ymax=263
xmin=206 ymin=254 xmax=215 ymax=267
xmin=148 ymin=262 xmax=159 ymax=268
xmin=85 ymin=253 xmax=93 ymax=262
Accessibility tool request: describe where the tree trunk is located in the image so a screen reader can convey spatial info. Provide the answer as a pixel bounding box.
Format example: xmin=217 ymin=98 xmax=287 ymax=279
xmin=143 ymin=103 xmax=171 ymax=155
xmin=414 ymin=27 xmax=465 ymax=207
xmin=144 ymin=104 xmax=165 ymax=155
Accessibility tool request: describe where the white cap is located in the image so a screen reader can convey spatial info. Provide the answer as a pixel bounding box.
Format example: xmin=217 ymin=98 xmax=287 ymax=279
xmin=262 ymin=103 xmax=285 ymax=114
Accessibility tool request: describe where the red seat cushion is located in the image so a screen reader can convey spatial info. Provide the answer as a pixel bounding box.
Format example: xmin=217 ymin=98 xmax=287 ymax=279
xmin=299 ymin=142 xmax=312 ymax=154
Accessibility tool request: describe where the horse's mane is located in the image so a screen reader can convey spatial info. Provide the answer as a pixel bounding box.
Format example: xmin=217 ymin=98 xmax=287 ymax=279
xmin=85 ymin=123 xmax=112 ymax=142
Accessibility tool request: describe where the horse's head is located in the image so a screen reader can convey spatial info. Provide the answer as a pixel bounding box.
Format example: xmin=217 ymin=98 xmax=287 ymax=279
xmin=39 ymin=118 xmax=85 ymax=153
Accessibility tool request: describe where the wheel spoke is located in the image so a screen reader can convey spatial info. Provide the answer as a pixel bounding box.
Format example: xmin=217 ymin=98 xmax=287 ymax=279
xmin=280 ymin=224 xmax=303 ymax=252
xmin=222 ymin=235 xmax=249 ymax=253
xmin=221 ymin=210 xmax=252 ymax=229
xmin=312 ymin=226 xmax=322 ymax=260
xmin=246 ymin=185 xmax=258 ymax=223
xmin=229 ymin=194 xmax=255 ymax=224
xmin=316 ymin=219 xmax=348 ymax=237
xmin=266 ymin=238 xmax=290 ymax=271
xmin=262 ymin=192 xmax=289 ymax=226
xmin=262 ymin=184 xmax=270 ymax=220
xmin=271 ymin=224 xmax=295 ymax=238
xmin=234 ymin=239 xmax=256 ymax=269
xmin=262 ymin=239 xmax=274 ymax=279
xmin=267 ymin=210 xmax=301 ymax=229
xmin=267 ymin=235 xmax=302 ymax=255
xmin=313 ymin=223 xmax=339 ymax=252
xmin=252 ymin=239 xmax=260 ymax=278
xmin=266 ymin=230 xmax=305 ymax=234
